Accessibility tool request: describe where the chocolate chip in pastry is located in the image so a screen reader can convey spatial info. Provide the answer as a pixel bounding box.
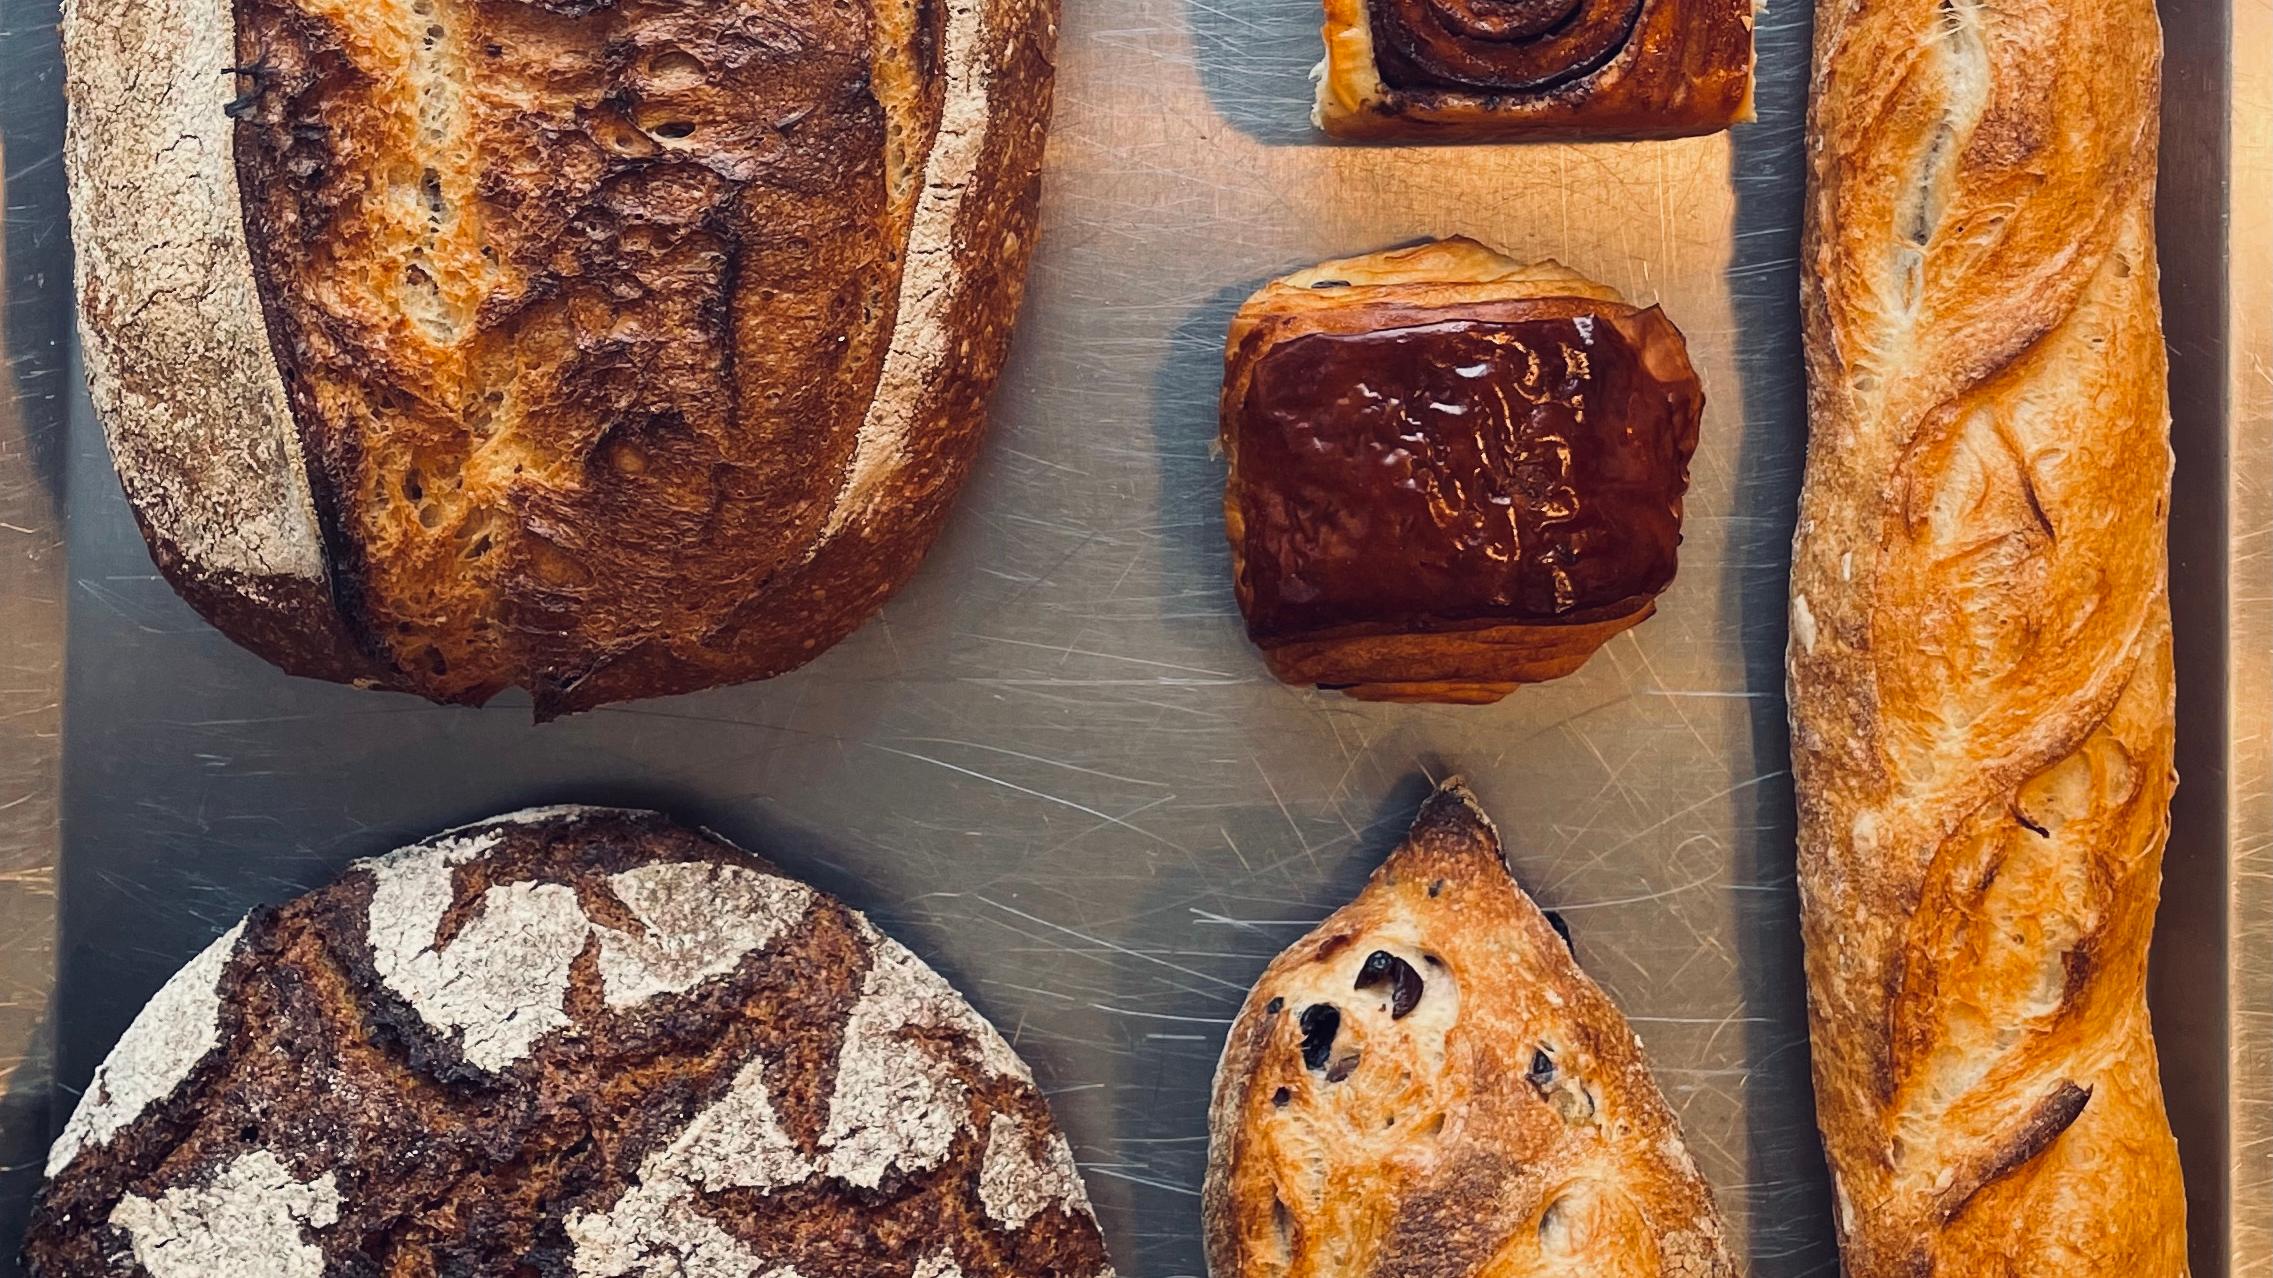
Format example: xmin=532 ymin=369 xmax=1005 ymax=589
xmin=1315 ymin=0 xmax=1755 ymax=141
xmin=1220 ymin=238 xmax=1705 ymax=704
xmin=1203 ymin=780 xmax=1737 ymax=1278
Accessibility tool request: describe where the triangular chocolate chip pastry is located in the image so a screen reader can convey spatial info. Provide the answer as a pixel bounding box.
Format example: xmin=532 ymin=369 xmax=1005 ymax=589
xmin=1204 ymin=781 xmax=1737 ymax=1278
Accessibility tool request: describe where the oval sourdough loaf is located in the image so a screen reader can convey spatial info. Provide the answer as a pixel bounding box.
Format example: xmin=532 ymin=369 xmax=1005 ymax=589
xmin=24 ymin=808 xmax=1115 ymax=1278
xmin=1204 ymin=782 xmax=1735 ymax=1278
xmin=61 ymin=0 xmax=1056 ymax=715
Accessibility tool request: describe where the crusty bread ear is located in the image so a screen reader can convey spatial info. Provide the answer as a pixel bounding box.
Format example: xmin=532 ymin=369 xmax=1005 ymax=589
xmin=1203 ymin=781 xmax=1735 ymax=1278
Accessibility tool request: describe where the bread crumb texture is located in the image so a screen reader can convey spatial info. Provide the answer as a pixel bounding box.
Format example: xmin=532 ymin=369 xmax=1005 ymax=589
xmin=63 ymin=0 xmax=1056 ymax=713
xmin=27 ymin=809 xmax=1114 ymax=1278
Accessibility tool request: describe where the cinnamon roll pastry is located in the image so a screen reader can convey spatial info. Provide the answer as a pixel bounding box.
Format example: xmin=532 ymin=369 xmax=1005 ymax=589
xmin=1315 ymin=0 xmax=1755 ymax=141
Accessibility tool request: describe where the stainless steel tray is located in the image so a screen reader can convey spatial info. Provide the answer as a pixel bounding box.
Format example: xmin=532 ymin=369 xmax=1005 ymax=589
xmin=1 ymin=0 xmax=2265 ymax=1274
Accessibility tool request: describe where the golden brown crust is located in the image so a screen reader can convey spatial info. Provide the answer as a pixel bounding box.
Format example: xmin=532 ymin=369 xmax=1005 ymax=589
xmin=1220 ymin=239 xmax=1703 ymax=704
xmin=63 ymin=0 xmax=1057 ymax=716
xmin=1314 ymin=0 xmax=1754 ymax=142
xmin=1202 ymin=782 xmax=1735 ymax=1278
xmin=1791 ymin=0 xmax=2186 ymax=1271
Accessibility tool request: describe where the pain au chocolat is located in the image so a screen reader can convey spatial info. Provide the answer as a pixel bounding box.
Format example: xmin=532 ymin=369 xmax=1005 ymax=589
xmin=1220 ymin=239 xmax=1704 ymax=704
xmin=1314 ymin=0 xmax=1754 ymax=141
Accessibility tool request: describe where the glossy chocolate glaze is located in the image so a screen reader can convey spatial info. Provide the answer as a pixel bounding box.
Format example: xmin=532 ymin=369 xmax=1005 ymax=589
xmin=1232 ymin=308 xmax=1701 ymax=644
xmin=1369 ymin=0 xmax=1646 ymax=94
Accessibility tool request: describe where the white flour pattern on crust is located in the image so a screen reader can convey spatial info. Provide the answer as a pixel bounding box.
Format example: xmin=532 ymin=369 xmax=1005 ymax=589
xmin=47 ymin=921 xmax=246 ymax=1176
xmin=109 ymin=1151 xmax=339 ymax=1278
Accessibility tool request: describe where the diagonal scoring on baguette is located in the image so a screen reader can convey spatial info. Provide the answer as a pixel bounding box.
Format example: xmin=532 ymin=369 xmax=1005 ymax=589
xmin=1792 ymin=0 xmax=2187 ymax=1271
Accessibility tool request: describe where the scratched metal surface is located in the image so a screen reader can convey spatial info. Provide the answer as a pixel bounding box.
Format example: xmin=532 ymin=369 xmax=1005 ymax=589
xmin=2 ymin=0 xmax=2265 ymax=1275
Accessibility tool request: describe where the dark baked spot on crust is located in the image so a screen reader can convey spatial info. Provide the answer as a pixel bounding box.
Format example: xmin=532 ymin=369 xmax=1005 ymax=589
xmin=1368 ymin=1151 xmax=1527 ymax=1278
xmin=1298 ymin=1005 xmax=1341 ymax=1071
xmin=1937 ymin=1079 xmax=2093 ymax=1222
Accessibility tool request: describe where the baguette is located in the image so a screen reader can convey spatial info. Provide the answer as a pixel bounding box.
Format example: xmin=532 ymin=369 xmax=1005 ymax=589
xmin=1203 ymin=782 xmax=1735 ymax=1278
xmin=62 ymin=0 xmax=1056 ymax=716
xmin=1791 ymin=0 xmax=2187 ymax=1270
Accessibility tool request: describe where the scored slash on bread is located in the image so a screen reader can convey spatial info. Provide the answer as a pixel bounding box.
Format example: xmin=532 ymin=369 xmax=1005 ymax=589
xmin=1792 ymin=0 xmax=2187 ymax=1270
xmin=1204 ymin=781 xmax=1735 ymax=1278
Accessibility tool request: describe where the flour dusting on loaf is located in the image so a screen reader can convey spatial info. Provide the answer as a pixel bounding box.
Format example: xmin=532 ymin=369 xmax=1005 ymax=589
xmin=28 ymin=809 xmax=1113 ymax=1278
xmin=62 ymin=0 xmax=1060 ymax=715
xmin=820 ymin=922 xmax=1038 ymax=1189
xmin=979 ymin=1113 xmax=1090 ymax=1231
xmin=61 ymin=0 xmax=324 ymax=587
xmin=46 ymin=922 xmax=244 ymax=1178
xmin=364 ymin=835 xmax=591 ymax=1072
xmin=109 ymin=1151 xmax=339 ymax=1278
xmin=598 ymin=862 xmax=818 ymax=1008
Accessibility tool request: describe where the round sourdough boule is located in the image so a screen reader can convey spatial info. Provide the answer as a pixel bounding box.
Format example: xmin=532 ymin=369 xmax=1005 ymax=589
xmin=24 ymin=808 xmax=1115 ymax=1278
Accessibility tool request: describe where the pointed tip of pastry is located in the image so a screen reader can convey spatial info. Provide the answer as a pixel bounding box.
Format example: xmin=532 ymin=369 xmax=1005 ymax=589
xmin=1401 ymin=777 xmax=1507 ymax=865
